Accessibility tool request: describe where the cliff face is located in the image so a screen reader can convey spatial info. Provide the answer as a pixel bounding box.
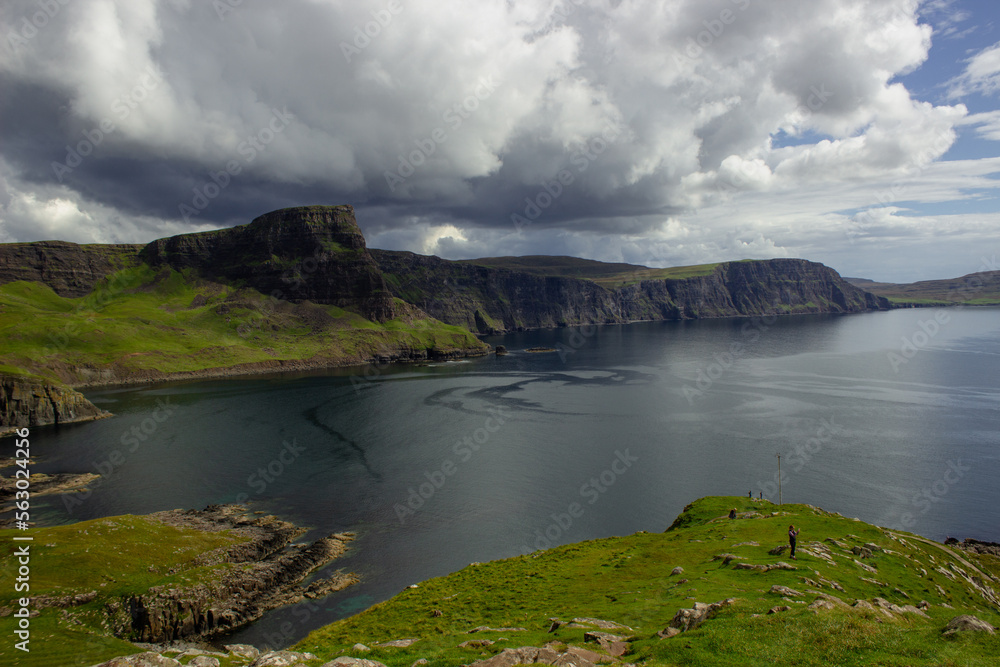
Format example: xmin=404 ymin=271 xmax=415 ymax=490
xmin=373 ymin=249 xmax=623 ymax=333
xmin=615 ymin=259 xmax=888 ymax=321
xmin=140 ymin=205 xmax=396 ymax=322
xmin=373 ymin=252 xmax=890 ymax=333
xmin=0 ymin=241 xmax=142 ymax=297
xmin=0 ymin=375 xmax=108 ymax=433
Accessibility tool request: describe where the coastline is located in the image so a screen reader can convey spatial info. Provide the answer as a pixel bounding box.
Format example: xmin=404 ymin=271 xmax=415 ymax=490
xmin=63 ymin=345 xmax=491 ymax=391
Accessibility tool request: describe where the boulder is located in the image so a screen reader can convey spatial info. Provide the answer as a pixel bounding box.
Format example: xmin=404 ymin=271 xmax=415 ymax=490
xmin=226 ymin=645 xmax=261 ymax=661
xmin=96 ymin=654 xmax=181 ymax=667
xmin=768 ymin=545 xmax=788 ymax=556
xmin=733 ymin=563 xmax=767 ymax=571
xmin=671 ymin=566 xmax=684 ymax=575
xmin=808 ymin=600 xmax=835 ymax=611
xmin=852 ymin=600 xmax=876 ymax=612
xmin=943 ymin=615 xmax=995 ymax=635
xmin=768 ymin=562 xmax=797 ymax=571
xmin=188 ymin=659 xmax=220 ymax=667
xmin=249 ymin=651 xmax=318 ymax=667
xmin=322 ymin=659 xmax=389 ymax=667
xmin=660 ymin=598 xmax=735 ymax=636
xmin=565 ymin=645 xmax=616 ymax=664
xmin=767 ymin=605 xmax=791 ymax=614
xmin=376 ymin=638 xmax=419 ymax=648
xmin=571 ymin=617 xmax=633 ymax=631
xmin=769 ymin=585 xmax=803 ymax=597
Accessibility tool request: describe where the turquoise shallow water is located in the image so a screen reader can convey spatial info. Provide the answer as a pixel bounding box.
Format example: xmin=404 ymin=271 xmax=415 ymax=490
xmin=12 ymin=307 xmax=1000 ymax=648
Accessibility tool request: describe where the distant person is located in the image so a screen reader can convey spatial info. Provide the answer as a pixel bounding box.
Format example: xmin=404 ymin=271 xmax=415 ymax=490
xmin=728 ymin=508 xmax=737 ymax=519
xmin=759 ymin=492 xmax=762 ymax=500
xmin=748 ymin=490 xmax=752 ymax=499
xmin=788 ymin=524 xmax=800 ymax=559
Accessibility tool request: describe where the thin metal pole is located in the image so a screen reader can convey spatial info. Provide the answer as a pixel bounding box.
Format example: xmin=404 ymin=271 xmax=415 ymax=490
xmin=776 ymin=453 xmax=782 ymax=505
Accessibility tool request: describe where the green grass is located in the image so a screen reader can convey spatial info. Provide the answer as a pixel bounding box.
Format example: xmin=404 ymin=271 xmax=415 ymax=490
xmin=0 ymin=515 xmax=251 ymax=667
xmin=1 ymin=497 xmax=997 ymax=665
xmin=0 ymin=266 xmax=486 ymax=386
xmin=458 ymin=255 xmax=722 ymax=289
xmin=862 ymin=272 xmax=1000 ymax=306
xmin=293 ymin=496 xmax=1000 ymax=666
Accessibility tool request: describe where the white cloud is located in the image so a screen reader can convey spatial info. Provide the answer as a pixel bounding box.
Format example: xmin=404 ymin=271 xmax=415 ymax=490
xmin=0 ymin=0 xmax=997 ymax=282
xmin=949 ymin=40 xmax=1000 ymax=98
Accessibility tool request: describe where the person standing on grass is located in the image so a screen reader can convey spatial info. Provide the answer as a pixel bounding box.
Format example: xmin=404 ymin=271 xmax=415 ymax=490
xmin=788 ymin=524 xmax=800 ymax=559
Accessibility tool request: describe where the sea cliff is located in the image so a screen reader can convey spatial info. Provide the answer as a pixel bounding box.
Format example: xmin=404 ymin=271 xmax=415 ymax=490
xmin=0 ymin=205 xmax=889 ymax=432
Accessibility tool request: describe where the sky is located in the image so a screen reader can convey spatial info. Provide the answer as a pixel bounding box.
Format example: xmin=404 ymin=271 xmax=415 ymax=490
xmin=1 ymin=0 xmax=1000 ymax=282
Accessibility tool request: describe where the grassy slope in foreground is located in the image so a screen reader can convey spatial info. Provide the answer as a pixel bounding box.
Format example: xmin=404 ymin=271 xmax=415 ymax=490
xmin=295 ymin=496 xmax=1000 ymax=666
xmin=0 ymin=514 xmax=249 ymax=666
xmin=0 ymin=264 xmax=485 ymax=386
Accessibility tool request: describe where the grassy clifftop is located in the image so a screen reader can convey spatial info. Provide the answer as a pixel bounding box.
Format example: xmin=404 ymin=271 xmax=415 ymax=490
xmin=1 ymin=497 xmax=997 ymax=665
xmin=0 ymin=263 xmax=486 ymax=389
xmin=293 ymin=496 xmax=999 ymax=666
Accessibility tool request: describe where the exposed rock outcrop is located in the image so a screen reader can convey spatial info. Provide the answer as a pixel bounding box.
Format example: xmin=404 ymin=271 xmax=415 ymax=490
xmin=942 ymin=614 xmax=996 ymax=635
xmin=0 ymin=374 xmax=108 ymax=434
xmin=0 ymin=240 xmax=142 ymax=297
xmin=140 ymin=206 xmax=396 ymax=322
xmin=373 ymin=251 xmax=890 ymax=334
xmin=102 ymin=505 xmax=358 ymax=644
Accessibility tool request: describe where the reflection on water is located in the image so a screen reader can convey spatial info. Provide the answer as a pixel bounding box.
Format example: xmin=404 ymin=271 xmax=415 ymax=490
xmin=7 ymin=307 xmax=1000 ymax=648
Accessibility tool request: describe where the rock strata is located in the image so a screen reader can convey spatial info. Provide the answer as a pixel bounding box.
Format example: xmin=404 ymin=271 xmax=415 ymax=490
xmin=103 ymin=505 xmax=358 ymax=644
xmin=0 ymin=374 xmax=108 ymax=434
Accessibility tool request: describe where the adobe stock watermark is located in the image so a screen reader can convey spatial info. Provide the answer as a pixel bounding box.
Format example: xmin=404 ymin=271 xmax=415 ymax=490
xmin=383 ymin=76 xmax=500 ymax=193
xmin=340 ymin=0 xmax=404 ymax=63
xmin=234 ymin=242 xmax=333 ymax=338
xmin=674 ymin=0 xmax=752 ymax=65
xmin=51 ymin=64 xmax=166 ymax=182
xmin=235 ymin=439 xmax=306 ymax=503
xmin=682 ymin=307 xmax=781 ymax=404
xmin=393 ymin=405 xmax=511 ymax=524
xmin=886 ymin=459 xmax=973 ymax=529
xmin=62 ymin=398 xmax=176 ymax=513
xmin=845 ymin=127 xmax=954 ymax=244
xmin=45 ymin=270 xmax=140 ymax=352
xmin=511 ymin=122 xmax=622 ymax=234
xmin=756 ymin=418 xmax=841 ymax=501
xmin=886 ymin=310 xmax=949 ymax=373
xmin=520 ymin=449 xmax=639 ymax=554
xmin=886 ymin=253 xmax=999 ymax=373
xmin=5 ymin=0 xmax=72 ymax=52
xmin=179 ymin=107 xmax=295 ymax=223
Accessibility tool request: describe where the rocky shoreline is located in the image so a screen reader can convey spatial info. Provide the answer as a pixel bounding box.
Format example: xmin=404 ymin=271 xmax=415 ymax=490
xmin=98 ymin=505 xmax=359 ymax=644
xmin=62 ymin=346 xmax=492 ymax=391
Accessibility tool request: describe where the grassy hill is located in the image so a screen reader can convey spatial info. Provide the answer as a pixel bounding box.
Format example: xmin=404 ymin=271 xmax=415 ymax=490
xmin=293 ymin=496 xmax=999 ymax=666
xmin=2 ymin=496 xmax=997 ymax=665
xmin=0 ymin=263 xmax=486 ymax=388
xmin=846 ymin=272 xmax=1000 ymax=306
xmin=0 ymin=513 xmax=250 ymax=666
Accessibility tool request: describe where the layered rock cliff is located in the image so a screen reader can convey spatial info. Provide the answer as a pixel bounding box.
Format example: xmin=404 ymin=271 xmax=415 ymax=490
xmin=140 ymin=205 xmax=396 ymax=322
xmin=0 ymin=375 xmax=109 ymax=435
xmin=373 ymin=251 xmax=890 ymax=334
xmin=0 ymin=241 xmax=142 ymax=297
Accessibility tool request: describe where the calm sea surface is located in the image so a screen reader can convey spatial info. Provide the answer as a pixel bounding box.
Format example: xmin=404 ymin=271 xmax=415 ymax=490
xmin=14 ymin=307 xmax=1000 ymax=647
